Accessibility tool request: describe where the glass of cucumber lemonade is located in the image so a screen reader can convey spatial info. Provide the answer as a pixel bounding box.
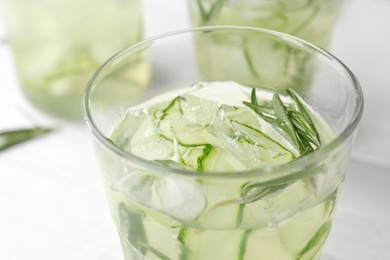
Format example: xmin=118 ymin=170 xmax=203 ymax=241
xmin=2 ymin=0 xmax=144 ymax=119
xmin=83 ymin=27 xmax=363 ymax=260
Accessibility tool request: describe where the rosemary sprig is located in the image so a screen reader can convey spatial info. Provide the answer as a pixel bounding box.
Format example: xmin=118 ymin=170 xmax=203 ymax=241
xmin=287 ymin=89 xmax=320 ymax=147
xmin=0 ymin=127 xmax=54 ymax=152
xmin=243 ymin=88 xmax=321 ymax=155
xmin=232 ymin=88 xmax=323 ymax=257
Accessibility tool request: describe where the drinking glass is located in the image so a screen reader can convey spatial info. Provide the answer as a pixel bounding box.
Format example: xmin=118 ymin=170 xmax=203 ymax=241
xmin=83 ymin=27 xmax=363 ymax=260
xmin=2 ymin=0 xmax=144 ymax=119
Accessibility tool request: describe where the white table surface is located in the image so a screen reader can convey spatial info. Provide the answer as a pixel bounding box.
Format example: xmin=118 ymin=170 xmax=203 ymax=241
xmin=1 ymin=0 xmax=389 ymax=259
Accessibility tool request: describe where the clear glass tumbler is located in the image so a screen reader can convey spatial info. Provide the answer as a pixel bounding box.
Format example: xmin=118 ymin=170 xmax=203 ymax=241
xmin=2 ymin=0 xmax=144 ymax=119
xmin=83 ymin=27 xmax=363 ymax=260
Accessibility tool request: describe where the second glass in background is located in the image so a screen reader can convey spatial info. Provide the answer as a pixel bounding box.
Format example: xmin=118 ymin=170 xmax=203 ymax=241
xmin=2 ymin=0 xmax=145 ymax=119
xmin=188 ymin=0 xmax=343 ymax=49
xmin=187 ymin=0 xmax=344 ymax=94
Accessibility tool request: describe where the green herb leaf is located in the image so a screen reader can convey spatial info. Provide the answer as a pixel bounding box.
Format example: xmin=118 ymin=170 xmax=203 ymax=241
xmin=287 ymin=89 xmax=321 ymax=147
xmin=238 ymin=229 xmax=252 ymax=260
xmin=272 ymin=93 xmax=301 ymax=151
xmin=242 ymin=101 xmax=276 ymax=125
xmin=288 ymin=110 xmax=318 ymax=144
xmin=296 ymin=221 xmax=332 ymax=258
xmin=241 ymin=182 xmax=288 ymax=204
xmin=231 ymin=120 xmax=294 ymax=155
xmin=250 ymin=88 xmax=258 ymax=105
xmin=0 ymin=127 xmax=54 ymax=152
xmin=244 ymin=88 xmax=322 ymax=155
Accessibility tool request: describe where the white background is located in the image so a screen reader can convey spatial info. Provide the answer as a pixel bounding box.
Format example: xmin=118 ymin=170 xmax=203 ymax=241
xmin=0 ymin=0 xmax=389 ymax=259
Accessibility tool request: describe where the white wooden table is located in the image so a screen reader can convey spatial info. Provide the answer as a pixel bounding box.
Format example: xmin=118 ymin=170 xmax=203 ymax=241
xmin=1 ymin=0 xmax=389 ymax=259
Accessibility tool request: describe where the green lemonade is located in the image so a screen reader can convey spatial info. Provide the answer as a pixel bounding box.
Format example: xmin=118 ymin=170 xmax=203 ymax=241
xmin=3 ymin=0 xmax=144 ymax=119
xmin=105 ymin=81 xmax=343 ymax=259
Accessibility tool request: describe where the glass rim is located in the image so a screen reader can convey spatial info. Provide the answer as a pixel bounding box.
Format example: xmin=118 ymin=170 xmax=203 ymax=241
xmin=82 ymin=26 xmax=364 ymax=181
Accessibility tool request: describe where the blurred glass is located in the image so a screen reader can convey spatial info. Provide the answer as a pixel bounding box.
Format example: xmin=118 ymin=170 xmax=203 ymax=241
xmin=187 ymin=0 xmax=344 ymax=94
xmin=2 ymin=0 xmax=144 ymax=119
xmin=188 ymin=0 xmax=343 ymax=49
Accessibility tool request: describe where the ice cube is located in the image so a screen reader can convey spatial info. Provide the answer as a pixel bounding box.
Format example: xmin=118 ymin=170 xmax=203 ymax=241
xmin=130 ymin=117 xmax=175 ymax=161
xmin=117 ymin=171 xmax=206 ymax=221
xmin=154 ymin=176 xmax=206 ymax=220
xmin=208 ymin=105 xmax=294 ymax=169
xmin=189 ymin=81 xmax=251 ymax=107
xmin=117 ymin=171 xmax=156 ymax=203
xmin=207 ymin=106 xmax=262 ymax=169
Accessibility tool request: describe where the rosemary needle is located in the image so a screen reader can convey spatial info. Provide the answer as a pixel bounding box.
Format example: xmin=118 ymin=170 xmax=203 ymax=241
xmin=244 ymin=88 xmax=321 ymax=155
xmin=0 ymin=127 xmax=55 ymax=152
